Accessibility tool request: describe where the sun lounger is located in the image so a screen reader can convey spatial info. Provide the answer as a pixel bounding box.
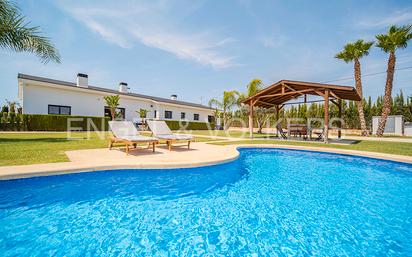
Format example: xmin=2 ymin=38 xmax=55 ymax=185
xmin=276 ymin=123 xmax=288 ymax=139
xmin=146 ymin=120 xmax=194 ymax=151
xmin=108 ymin=121 xmax=158 ymax=155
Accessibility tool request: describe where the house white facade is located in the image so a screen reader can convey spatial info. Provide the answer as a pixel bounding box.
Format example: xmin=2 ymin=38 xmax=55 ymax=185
xmin=18 ymin=73 xmax=215 ymax=123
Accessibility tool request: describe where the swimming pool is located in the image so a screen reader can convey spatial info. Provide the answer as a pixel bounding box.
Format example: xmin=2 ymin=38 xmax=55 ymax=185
xmin=1 ymin=148 xmax=411 ymax=256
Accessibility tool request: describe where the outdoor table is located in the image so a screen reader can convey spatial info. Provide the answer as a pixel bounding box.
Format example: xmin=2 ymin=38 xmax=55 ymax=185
xmin=288 ymin=124 xmax=308 ymax=139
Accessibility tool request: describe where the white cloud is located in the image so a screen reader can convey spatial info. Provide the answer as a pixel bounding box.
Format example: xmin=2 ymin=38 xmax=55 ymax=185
xmin=258 ymin=34 xmax=287 ymax=48
xmin=358 ymin=10 xmax=412 ymax=29
xmin=59 ymin=1 xmax=236 ymax=69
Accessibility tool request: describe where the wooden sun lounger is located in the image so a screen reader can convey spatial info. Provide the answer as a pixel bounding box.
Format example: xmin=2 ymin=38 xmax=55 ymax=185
xmin=108 ymin=135 xmax=158 ymax=154
xmin=147 ymin=120 xmax=194 ymax=151
xmin=108 ymin=121 xmax=159 ymax=155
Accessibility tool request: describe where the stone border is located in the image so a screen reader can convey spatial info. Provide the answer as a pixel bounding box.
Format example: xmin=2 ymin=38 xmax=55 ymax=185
xmin=233 ymin=144 xmax=412 ymax=164
xmin=0 ymin=150 xmax=240 ymax=181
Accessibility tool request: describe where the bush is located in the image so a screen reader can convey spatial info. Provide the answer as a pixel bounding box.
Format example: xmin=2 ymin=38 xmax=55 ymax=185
xmin=22 ymin=114 xmax=110 ymax=131
xmin=0 ymin=114 xmax=110 ymax=131
xmin=164 ymin=120 xmax=213 ymax=130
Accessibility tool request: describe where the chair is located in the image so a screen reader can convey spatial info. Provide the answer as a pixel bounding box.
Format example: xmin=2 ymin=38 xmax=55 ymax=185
xmin=276 ymin=123 xmax=288 ymax=139
xmin=312 ymin=128 xmax=324 ymax=141
xmin=108 ymin=121 xmax=158 ymax=155
xmin=146 ymin=120 xmax=194 ymax=151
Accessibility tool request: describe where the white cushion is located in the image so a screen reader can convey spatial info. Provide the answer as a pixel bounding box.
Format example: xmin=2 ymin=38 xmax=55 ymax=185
xmin=109 ymin=121 xmax=139 ymax=138
xmin=146 ymin=120 xmax=173 ymax=136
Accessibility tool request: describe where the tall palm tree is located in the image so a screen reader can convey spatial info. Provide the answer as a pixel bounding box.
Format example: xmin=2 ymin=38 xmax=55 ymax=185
xmin=104 ymin=95 xmax=120 ymax=120
xmin=335 ymin=40 xmax=373 ymax=136
xmin=0 ymin=0 xmax=60 ymax=63
xmin=208 ymin=90 xmax=239 ymax=130
xmin=375 ymin=25 xmax=412 ymax=136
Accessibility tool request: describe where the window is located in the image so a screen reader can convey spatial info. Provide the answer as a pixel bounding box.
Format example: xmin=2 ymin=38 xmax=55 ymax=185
xmin=48 ymin=105 xmax=71 ymax=115
xmin=154 ymin=110 xmax=158 ymax=119
xmin=181 ymin=112 xmax=186 ymax=119
xmin=165 ymin=110 xmax=173 ymax=119
xmin=194 ymin=113 xmax=199 ymax=121
xmin=208 ymin=115 xmax=215 ymax=123
xmin=104 ymin=106 xmax=125 ymax=120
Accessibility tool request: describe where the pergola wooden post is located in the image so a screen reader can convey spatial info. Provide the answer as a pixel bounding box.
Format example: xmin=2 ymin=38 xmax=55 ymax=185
xmin=324 ymin=89 xmax=329 ymax=143
xmin=241 ymin=80 xmax=361 ymax=143
xmin=249 ymin=100 xmax=254 ymax=138
xmin=338 ymin=99 xmax=342 ymax=139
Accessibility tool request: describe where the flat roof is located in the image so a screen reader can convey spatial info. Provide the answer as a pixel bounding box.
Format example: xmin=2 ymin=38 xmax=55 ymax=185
xmin=242 ymin=79 xmax=361 ymax=108
xmin=18 ymin=73 xmax=213 ymax=110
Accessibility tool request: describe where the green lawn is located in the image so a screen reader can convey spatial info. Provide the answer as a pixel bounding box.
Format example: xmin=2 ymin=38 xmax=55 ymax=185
xmin=210 ymin=139 xmax=412 ymax=157
xmin=0 ymin=132 xmax=223 ymax=166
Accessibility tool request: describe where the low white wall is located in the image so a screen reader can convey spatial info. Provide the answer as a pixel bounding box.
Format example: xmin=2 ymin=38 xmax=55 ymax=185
xmin=372 ymin=115 xmax=404 ymax=136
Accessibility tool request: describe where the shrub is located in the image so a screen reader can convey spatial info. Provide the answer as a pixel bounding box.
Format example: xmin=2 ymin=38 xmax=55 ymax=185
xmin=164 ymin=120 xmax=213 ymax=130
xmin=1 ymin=112 xmax=7 ymax=123
xmin=22 ymin=114 xmax=110 ymax=131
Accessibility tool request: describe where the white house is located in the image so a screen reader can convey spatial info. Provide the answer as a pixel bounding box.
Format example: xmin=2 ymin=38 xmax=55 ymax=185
xmin=18 ymin=73 xmax=215 ymax=124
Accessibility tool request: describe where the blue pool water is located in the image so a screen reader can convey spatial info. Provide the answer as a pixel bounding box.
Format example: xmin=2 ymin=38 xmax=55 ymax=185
xmin=1 ymin=148 xmax=412 ymax=256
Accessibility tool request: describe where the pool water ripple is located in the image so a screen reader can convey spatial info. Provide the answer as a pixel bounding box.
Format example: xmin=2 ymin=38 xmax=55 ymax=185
xmin=0 ymin=148 xmax=411 ymax=256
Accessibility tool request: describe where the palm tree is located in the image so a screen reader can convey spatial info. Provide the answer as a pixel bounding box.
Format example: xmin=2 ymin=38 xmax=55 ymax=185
xmin=104 ymin=95 xmax=120 ymax=120
xmin=0 ymin=0 xmax=60 ymax=63
xmin=335 ymin=40 xmax=373 ymax=136
xmin=375 ymin=25 xmax=412 ymax=136
xmin=238 ymin=79 xmax=273 ymax=133
xmin=208 ymin=90 xmax=239 ymax=130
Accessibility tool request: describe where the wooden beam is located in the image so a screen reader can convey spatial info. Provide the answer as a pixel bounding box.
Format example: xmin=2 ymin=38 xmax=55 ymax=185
xmin=329 ymin=90 xmax=341 ymax=100
xmin=281 ymin=83 xmax=285 ymax=94
xmin=258 ymin=88 xmax=315 ymax=98
xmin=314 ymin=90 xmax=326 ymax=98
xmin=249 ymin=100 xmax=254 ymax=138
xmin=255 ymin=99 xmax=277 ymax=107
xmin=331 ymin=99 xmax=339 ymax=107
xmin=324 ymin=90 xmax=329 ymax=143
xmin=338 ymin=99 xmax=342 ymax=139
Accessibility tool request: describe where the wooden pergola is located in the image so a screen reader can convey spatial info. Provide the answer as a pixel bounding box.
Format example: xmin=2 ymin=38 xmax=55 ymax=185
xmin=241 ymin=80 xmax=361 ymax=143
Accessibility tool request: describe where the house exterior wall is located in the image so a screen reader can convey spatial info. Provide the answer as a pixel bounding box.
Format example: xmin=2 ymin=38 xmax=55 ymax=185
xmin=19 ymin=80 xmax=214 ymax=123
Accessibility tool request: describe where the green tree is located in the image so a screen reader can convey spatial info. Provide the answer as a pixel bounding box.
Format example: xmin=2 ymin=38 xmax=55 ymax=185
xmin=238 ymin=79 xmax=274 ymax=133
xmin=104 ymin=95 xmax=120 ymax=120
xmin=0 ymin=0 xmax=60 ymax=63
xmin=209 ymin=90 xmax=240 ymax=130
xmin=335 ymin=39 xmax=373 ymax=136
xmin=375 ymin=25 xmax=412 ymax=136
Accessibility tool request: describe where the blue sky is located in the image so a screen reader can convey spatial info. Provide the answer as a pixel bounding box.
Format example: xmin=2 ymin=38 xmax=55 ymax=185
xmin=1 ymin=0 xmax=412 ymax=105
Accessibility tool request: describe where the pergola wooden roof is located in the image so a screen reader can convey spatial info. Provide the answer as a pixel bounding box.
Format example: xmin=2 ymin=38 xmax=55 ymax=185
xmin=242 ymin=80 xmax=361 ymax=142
xmin=242 ymin=80 xmax=361 ymax=108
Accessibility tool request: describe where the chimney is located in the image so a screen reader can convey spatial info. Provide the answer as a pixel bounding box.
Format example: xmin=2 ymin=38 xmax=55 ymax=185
xmin=76 ymin=73 xmax=88 ymax=88
xmin=170 ymin=94 xmax=177 ymax=100
xmin=119 ymin=82 xmax=128 ymax=93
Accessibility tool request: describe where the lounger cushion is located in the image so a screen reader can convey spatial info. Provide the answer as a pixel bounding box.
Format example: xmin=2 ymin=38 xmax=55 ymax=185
xmin=156 ymin=134 xmax=193 ymax=140
xmin=119 ymin=135 xmax=158 ymax=142
xmin=146 ymin=120 xmax=173 ymax=136
xmin=109 ymin=121 xmax=140 ymax=137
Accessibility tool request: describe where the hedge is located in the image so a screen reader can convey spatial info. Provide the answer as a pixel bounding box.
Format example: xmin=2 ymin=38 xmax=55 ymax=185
xmin=164 ymin=120 xmax=214 ymax=130
xmin=0 ymin=114 xmax=110 ymax=131
xmin=0 ymin=115 xmax=212 ymax=131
